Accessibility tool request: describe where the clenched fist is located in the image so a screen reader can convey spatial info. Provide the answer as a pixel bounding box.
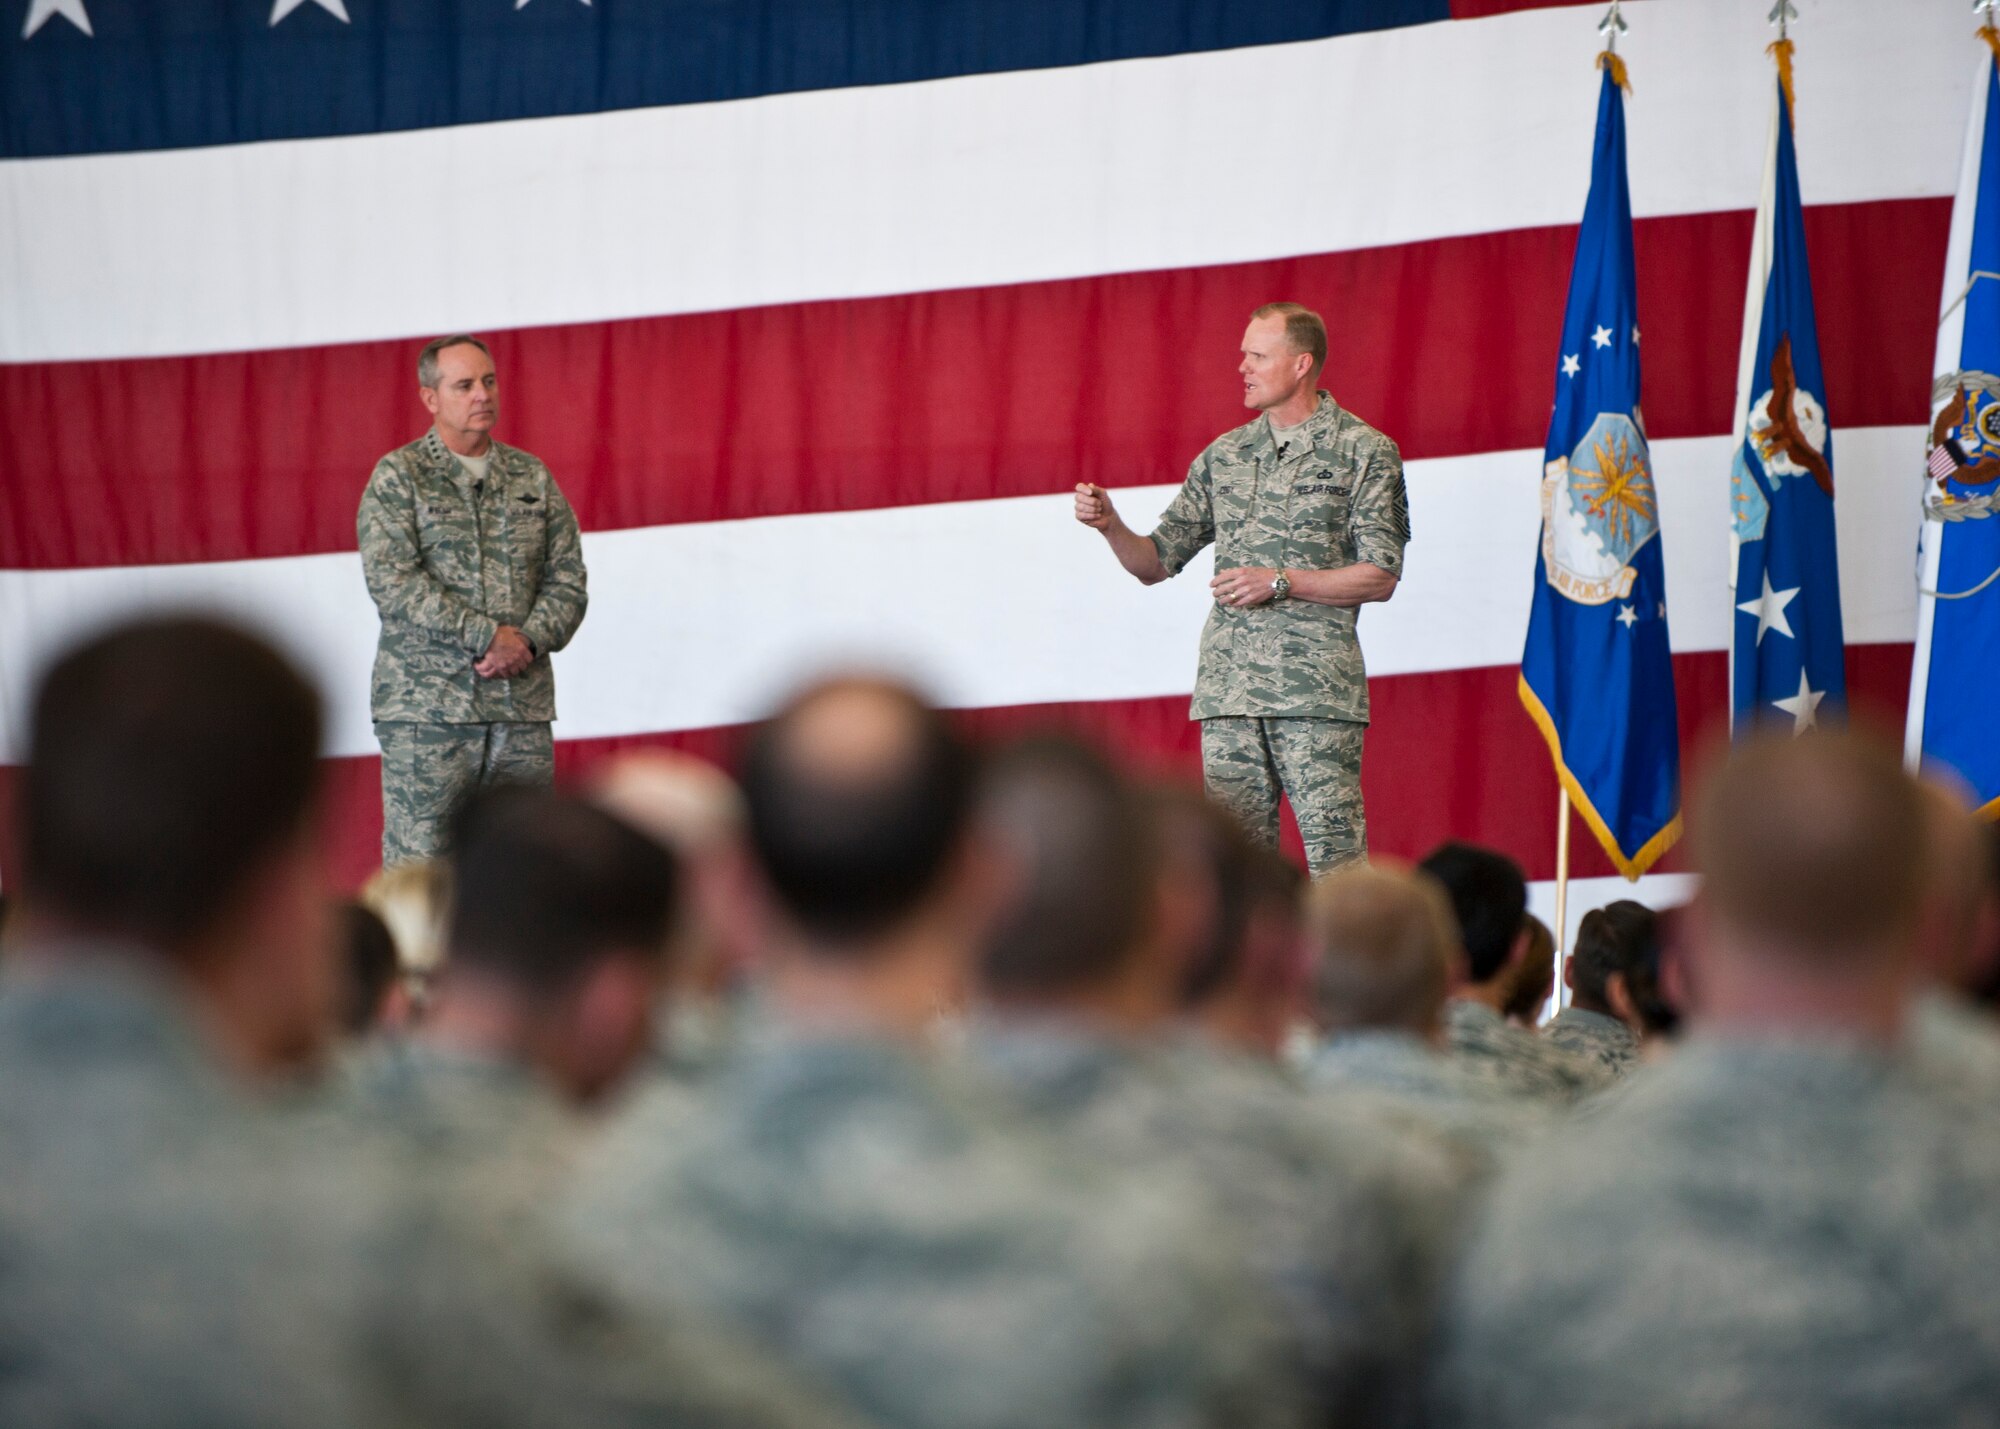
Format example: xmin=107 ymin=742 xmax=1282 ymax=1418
xmin=1074 ymin=483 xmax=1117 ymax=532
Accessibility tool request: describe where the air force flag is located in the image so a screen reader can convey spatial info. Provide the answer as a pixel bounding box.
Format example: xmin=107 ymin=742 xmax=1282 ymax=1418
xmin=1730 ymin=69 xmax=1846 ymax=735
xmin=1519 ymin=56 xmax=1682 ymax=881
xmin=1908 ymin=38 xmax=2000 ymax=817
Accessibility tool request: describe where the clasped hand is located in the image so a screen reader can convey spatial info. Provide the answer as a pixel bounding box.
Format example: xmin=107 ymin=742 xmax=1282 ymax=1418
xmin=475 ymin=625 xmax=534 ymax=679
xmin=1211 ymin=568 xmax=1280 ymax=608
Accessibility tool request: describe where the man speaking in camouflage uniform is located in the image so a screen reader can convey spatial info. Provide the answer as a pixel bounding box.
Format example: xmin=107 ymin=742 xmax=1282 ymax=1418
xmin=1075 ymin=303 xmax=1409 ymax=875
xmin=359 ymin=335 xmax=588 ymax=865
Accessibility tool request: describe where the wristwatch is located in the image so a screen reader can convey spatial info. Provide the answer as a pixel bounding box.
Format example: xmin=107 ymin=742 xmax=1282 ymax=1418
xmin=1271 ymin=571 xmax=1292 ymax=601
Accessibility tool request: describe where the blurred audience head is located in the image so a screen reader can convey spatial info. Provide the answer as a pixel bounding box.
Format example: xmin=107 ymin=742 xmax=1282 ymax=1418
xmin=1688 ymin=728 xmax=1928 ymax=1037
xmin=739 ymin=678 xmax=990 ymax=1027
xmin=1307 ymin=864 xmax=1458 ymax=1040
xmin=975 ymin=737 xmax=1157 ymax=1013
xmin=1501 ymin=914 xmax=1556 ymax=1026
xmin=359 ymin=860 xmax=451 ymax=1012
xmin=1608 ymin=903 xmax=1685 ymax=1042
xmin=1144 ymin=785 xmax=1253 ymax=1013
xmin=1913 ymin=776 xmax=2000 ymax=999
xmin=592 ymin=748 xmax=762 ymax=998
xmin=435 ymin=786 xmax=678 ymax=1104
xmin=1976 ymin=820 xmax=2000 ymax=1012
xmin=1418 ymin=842 xmax=1529 ymax=989
xmin=19 ymin=617 xmax=333 ymax=1074
xmin=335 ymin=900 xmax=403 ymax=1038
xmin=1567 ymin=900 xmax=1657 ymax=1020
xmin=1187 ymin=843 xmax=1307 ymax=1060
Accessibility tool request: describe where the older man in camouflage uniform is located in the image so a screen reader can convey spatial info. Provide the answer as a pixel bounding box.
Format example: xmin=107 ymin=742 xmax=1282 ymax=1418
xmin=1433 ymin=730 xmax=2000 ymax=1428
xmin=359 ymin=334 xmax=588 ymax=865
xmin=1076 ymin=303 xmax=1409 ymax=876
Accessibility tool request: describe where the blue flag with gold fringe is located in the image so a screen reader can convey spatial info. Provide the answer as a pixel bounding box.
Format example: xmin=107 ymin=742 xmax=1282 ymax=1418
xmin=1730 ymin=58 xmax=1846 ymax=735
xmin=1909 ymin=32 xmax=2000 ymax=818
xmin=1518 ymin=54 xmax=1682 ymax=880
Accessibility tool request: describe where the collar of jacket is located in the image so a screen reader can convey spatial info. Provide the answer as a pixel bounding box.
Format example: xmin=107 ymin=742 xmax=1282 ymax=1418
xmin=1250 ymin=387 xmax=1342 ymax=458
xmin=416 ymin=427 xmax=518 ymax=481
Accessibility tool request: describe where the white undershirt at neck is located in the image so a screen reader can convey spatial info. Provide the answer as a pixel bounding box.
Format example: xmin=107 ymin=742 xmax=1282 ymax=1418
xmin=453 ymin=446 xmax=493 ymax=486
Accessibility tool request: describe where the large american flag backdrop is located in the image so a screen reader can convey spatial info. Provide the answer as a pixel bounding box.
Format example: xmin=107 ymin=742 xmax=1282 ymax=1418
xmin=0 ymin=0 xmax=1960 ymax=916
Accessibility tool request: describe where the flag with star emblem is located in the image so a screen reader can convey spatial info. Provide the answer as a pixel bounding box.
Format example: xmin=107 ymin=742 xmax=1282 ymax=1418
xmin=1908 ymin=35 xmax=2000 ymax=818
xmin=1729 ymin=63 xmax=1845 ymax=736
xmin=1518 ymin=55 xmax=1682 ymax=881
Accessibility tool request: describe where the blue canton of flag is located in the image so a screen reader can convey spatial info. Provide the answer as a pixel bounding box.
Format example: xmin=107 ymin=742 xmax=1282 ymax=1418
xmin=1730 ymin=74 xmax=1845 ymax=734
xmin=1519 ymin=56 xmax=1682 ymax=880
xmin=1909 ymin=40 xmax=2000 ymax=818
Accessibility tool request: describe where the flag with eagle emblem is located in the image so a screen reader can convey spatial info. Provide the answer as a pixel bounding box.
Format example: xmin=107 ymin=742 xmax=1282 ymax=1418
xmin=1518 ymin=55 xmax=1682 ymax=881
xmin=1908 ymin=33 xmax=2000 ymax=818
xmin=1729 ymin=64 xmax=1846 ymax=735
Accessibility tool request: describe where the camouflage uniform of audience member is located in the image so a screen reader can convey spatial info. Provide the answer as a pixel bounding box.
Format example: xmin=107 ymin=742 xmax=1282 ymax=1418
xmin=0 ymin=953 xmax=871 ymax=1429
xmin=358 ymin=429 xmax=588 ymax=864
xmin=1541 ymin=1005 xmax=1639 ymax=1080
xmin=1306 ymin=1027 xmax=1552 ymax=1177
xmin=967 ymin=1018 xmax=1468 ymax=1424
xmin=559 ymin=1021 xmax=1305 ymax=1429
xmin=1912 ymin=985 xmax=2000 ymax=1096
xmin=1432 ymin=1041 xmax=2000 ymax=1427
xmin=1149 ymin=393 xmax=1410 ymax=876
xmin=1442 ymin=998 xmax=1609 ymax=1104
xmin=335 ymin=1040 xmax=869 ymax=1429
xmin=0 ymin=954 xmax=397 ymax=1429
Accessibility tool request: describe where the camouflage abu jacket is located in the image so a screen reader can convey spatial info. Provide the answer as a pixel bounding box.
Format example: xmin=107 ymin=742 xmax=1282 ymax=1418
xmin=1149 ymin=392 xmax=1410 ymax=722
xmin=358 ymin=429 xmax=588 ymax=724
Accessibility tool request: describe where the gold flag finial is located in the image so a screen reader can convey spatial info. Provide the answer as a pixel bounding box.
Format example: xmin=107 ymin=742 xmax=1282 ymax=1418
xmin=1767 ymin=1 xmax=1799 ymax=110
xmin=1596 ymin=1 xmax=1630 ymax=91
xmin=1979 ymin=0 xmax=2000 ymax=66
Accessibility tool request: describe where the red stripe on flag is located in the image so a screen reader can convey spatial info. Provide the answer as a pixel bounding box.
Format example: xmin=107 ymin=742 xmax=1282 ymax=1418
xmin=0 ymin=199 xmax=1947 ymax=572
xmin=0 ymin=645 xmax=1915 ymax=896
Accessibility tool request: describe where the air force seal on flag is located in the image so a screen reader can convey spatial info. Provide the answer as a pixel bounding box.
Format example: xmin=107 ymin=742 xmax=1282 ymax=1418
xmin=1926 ymin=370 xmax=2000 ymax=522
xmin=1732 ymin=334 xmax=1830 ymax=544
xmin=1541 ymin=409 xmax=1659 ymax=605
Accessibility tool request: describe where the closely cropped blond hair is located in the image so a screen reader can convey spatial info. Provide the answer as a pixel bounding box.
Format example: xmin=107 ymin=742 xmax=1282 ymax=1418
xmin=359 ymin=859 xmax=451 ymax=975
xmin=1307 ymin=864 xmax=1456 ymax=1034
xmin=1251 ymin=301 xmax=1328 ymax=376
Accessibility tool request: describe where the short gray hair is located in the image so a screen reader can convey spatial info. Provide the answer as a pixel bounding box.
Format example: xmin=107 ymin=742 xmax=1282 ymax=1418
xmin=417 ymin=334 xmax=492 ymax=389
xmin=1308 ymin=865 xmax=1455 ymax=1034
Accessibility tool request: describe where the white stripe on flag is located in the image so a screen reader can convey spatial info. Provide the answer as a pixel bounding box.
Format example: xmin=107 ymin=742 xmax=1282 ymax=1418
xmin=0 ymin=1 xmax=1972 ymax=363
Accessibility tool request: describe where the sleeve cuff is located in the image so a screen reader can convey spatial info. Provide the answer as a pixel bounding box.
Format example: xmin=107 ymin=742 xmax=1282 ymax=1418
xmin=464 ymin=614 xmax=500 ymax=654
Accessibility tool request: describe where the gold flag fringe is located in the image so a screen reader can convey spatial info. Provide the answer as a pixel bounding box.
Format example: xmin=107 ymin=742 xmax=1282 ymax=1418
xmin=1767 ymin=37 xmax=1795 ymax=111
xmin=1982 ymin=22 xmax=2000 ymax=68
xmin=1596 ymin=49 xmax=1630 ymax=94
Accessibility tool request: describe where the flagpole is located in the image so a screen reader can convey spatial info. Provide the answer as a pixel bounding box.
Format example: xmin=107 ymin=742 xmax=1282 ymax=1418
xmin=1554 ymin=788 xmax=1571 ymax=1011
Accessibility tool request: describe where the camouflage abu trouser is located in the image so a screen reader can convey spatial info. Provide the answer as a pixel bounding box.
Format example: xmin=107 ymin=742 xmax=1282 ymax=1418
xmin=374 ymin=720 xmax=554 ymax=867
xmin=1200 ymin=716 xmax=1366 ymax=878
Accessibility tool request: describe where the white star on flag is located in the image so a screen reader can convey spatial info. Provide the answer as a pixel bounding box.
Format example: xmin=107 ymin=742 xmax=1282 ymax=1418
xmin=1560 ymin=354 xmax=1580 ymax=378
xmin=270 ymin=0 xmax=350 ymax=24
xmin=1591 ymin=325 xmax=1613 ymax=349
xmin=1735 ymin=571 xmax=1800 ymax=645
xmin=1773 ymin=670 xmax=1825 ymax=734
xmin=1631 ymin=325 xmax=1641 ymax=345
xmin=21 ymin=0 xmax=91 ymax=37
xmin=1617 ymin=604 xmax=1637 ymax=629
